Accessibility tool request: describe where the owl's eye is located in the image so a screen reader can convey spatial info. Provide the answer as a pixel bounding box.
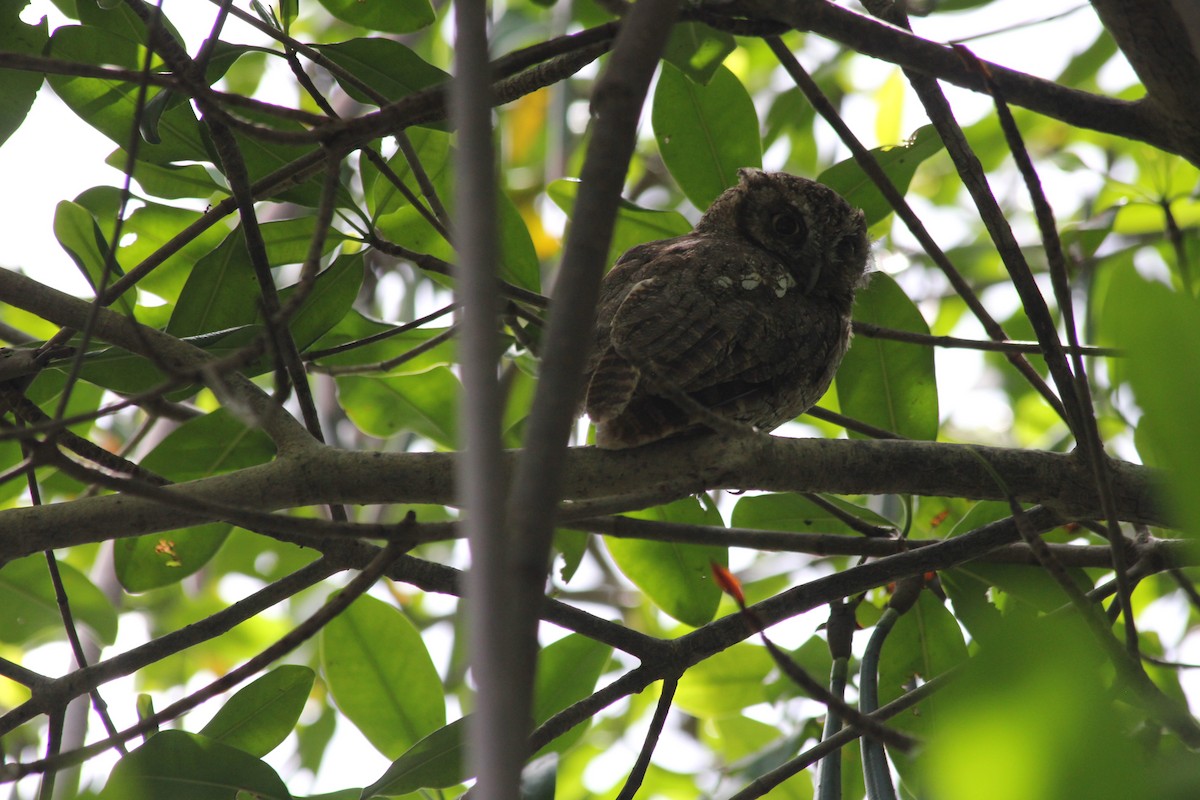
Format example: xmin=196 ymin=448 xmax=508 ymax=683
xmin=771 ymin=212 xmax=806 ymax=239
xmin=835 ymin=234 xmax=862 ymax=262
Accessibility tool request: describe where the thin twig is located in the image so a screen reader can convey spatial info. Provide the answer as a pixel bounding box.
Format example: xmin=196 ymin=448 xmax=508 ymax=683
xmin=804 ymin=405 xmax=906 ymax=440
xmin=367 ymin=233 xmax=551 ymax=308
xmin=728 ymin=672 xmax=952 ymax=800
xmin=19 ymin=430 xmax=127 ymax=759
xmin=765 ymin=38 xmax=1072 ymax=426
xmin=4 ymin=540 xmax=406 ymax=780
xmin=50 ymin=0 xmax=162 ymax=429
xmin=853 ymin=321 xmax=1119 ymax=357
xmin=0 ymin=559 xmax=338 ymax=735
xmin=959 ymin=46 xmax=1138 ymax=655
xmin=614 ymin=677 xmax=679 ymax=800
xmin=313 ymin=326 xmax=458 ymax=376
xmin=971 ymin=451 xmax=1200 ymax=746
xmin=305 ymin=303 xmax=458 ymax=361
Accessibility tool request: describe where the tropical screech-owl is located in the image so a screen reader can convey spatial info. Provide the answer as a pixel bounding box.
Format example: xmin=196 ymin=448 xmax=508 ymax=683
xmin=583 ymin=168 xmax=870 ymax=449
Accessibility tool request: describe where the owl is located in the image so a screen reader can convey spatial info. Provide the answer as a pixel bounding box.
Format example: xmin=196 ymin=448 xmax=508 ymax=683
xmin=583 ymin=168 xmax=870 ymax=449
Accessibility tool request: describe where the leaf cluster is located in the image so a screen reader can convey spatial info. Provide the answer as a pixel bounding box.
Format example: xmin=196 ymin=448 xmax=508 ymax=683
xmin=1 ymin=1 xmax=1200 ymax=799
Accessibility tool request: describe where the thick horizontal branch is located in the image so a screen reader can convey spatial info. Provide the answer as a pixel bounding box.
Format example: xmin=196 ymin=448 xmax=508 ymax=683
xmin=0 ymin=432 xmax=1167 ymax=565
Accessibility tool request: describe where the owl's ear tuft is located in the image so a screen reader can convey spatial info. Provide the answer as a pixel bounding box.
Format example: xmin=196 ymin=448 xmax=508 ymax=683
xmin=737 ymin=167 xmax=765 ymax=185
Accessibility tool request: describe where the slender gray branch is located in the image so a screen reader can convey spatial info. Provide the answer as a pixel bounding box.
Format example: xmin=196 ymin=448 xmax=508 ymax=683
xmin=497 ymin=0 xmax=682 ymax=784
xmin=449 ymin=0 xmax=528 ymax=797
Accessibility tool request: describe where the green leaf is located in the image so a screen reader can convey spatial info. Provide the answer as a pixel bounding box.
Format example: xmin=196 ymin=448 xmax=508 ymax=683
xmin=166 ymin=227 xmax=260 ymax=338
xmin=501 ymin=359 xmax=537 ymax=447
xmin=722 ymin=729 xmax=815 ymax=798
xmin=115 ymin=524 xmax=232 ymax=595
xmin=48 ymin=325 xmax=262 ymax=397
xmin=532 ymin=634 xmax=612 ymax=753
xmin=0 ymin=439 xmax=24 ymax=504
xmin=604 ymin=496 xmax=725 ymax=627
xmin=199 ymin=666 xmax=315 ymax=757
xmin=169 ymin=240 xmax=360 ymax=347
xmin=140 ymin=409 xmax=278 ymax=483
xmin=285 ymin=252 xmax=366 ymax=351
xmin=197 ymin=112 xmax=348 ymax=208
xmin=47 ymin=25 xmax=207 ymax=164
xmin=919 ymin=614 xmax=1167 ymax=800
xmin=362 ymin=716 xmax=469 ymax=797
xmin=99 ymin=730 xmax=291 ymax=800
xmin=548 ymin=178 xmax=691 ymax=269
xmin=78 ymin=0 xmax=188 ymax=44
xmin=0 ymin=2 xmax=47 ymax=149
xmin=939 ymin=567 xmax=1006 ymax=647
xmin=786 ymin=636 xmax=835 ymax=697
xmin=878 ymin=592 xmax=968 ymax=737
xmin=296 ymin=703 xmax=338 ymax=776
xmin=1102 ymin=267 xmax=1200 ymax=537
xmin=652 ymin=63 xmax=763 ymax=209
xmin=373 ymin=138 xmax=539 ymax=292
xmin=875 ymin=68 xmax=906 ymax=148
xmin=262 ymin=218 xmax=353 ymax=267
xmin=335 ymin=367 xmax=459 ymax=447
xmin=309 ymin=312 xmax=456 ymax=373
xmin=765 ymin=87 xmax=816 ymax=155
xmin=674 ymin=644 xmax=775 ymax=716
xmin=1058 ymin=29 xmax=1120 ymax=87
xmin=662 ymin=22 xmax=735 ymax=85
xmin=838 ymin=272 xmax=939 ymax=440
xmin=818 ymin=125 xmax=945 ymax=227
xmin=86 ymin=190 xmax=227 ymax=302
xmin=878 ymin=594 xmax=969 ymax=762
xmin=487 ymin=193 xmax=542 ymax=293
xmin=946 ymin=500 xmax=1013 ymax=537
xmin=0 ymin=555 xmax=118 ymax=645
xmin=54 ymin=200 xmax=118 ymax=290
xmin=215 ymin=45 xmax=269 ymax=98
xmin=315 ymin=39 xmax=448 ymax=105
xmin=957 ymin=562 xmax=1092 ymax=617
xmin=316 ymin=0 xmax=435 ymax=33
xmin=705 ymin=715 xmax=787 ymax=762
xmin=321 ymin=593 xmax=445 ymax=758
xmin=554 ymin=528 xmax=588 ymax=584
xmin=113 ymin=410 xmax=276 ymax=592
xmin=278 ymin=0 xmax=298 ymax=29
xmin=730 ymin=493 xmax=893 ymax=536
xmin=25 ymin=369 xmax=104 ymax=435
xmin=521 ymin=754 xmax=558 ymax=800
xmin=366 ymin=127 xmax=450 ymax=220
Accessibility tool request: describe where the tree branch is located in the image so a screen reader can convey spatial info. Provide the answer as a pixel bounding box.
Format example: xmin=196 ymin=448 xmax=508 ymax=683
xmin=0 ymin=434 xmax=1167 ymax=566
xmin=1089 ymin=0 xmax=1200 ymax=162
xmin=0 ymin=269 xmax=312 ymax=453
xmin=726 ymin=0 xmax=1183 ymax=158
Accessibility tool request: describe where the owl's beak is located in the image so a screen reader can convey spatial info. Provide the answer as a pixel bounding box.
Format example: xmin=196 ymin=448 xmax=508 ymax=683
xmin=804 ymin=264 xmax=822 ymax=294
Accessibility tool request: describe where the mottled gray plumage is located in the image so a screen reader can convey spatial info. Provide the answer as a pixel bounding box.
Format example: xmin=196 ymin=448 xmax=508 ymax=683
xmin=584 ymin=168 xmax=870 ymax=449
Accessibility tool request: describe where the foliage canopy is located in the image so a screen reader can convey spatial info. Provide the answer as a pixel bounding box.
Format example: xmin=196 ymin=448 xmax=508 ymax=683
xmin=2 ymin=0 xmax=1200 ymax=798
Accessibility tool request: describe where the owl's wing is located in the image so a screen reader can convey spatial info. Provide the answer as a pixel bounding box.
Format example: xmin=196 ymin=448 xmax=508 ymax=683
xmin=607 ymin=269 xmax=785 ymax=397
